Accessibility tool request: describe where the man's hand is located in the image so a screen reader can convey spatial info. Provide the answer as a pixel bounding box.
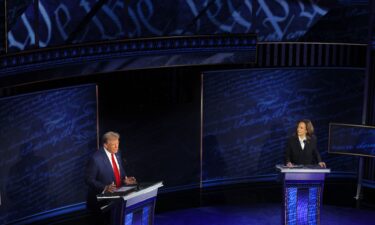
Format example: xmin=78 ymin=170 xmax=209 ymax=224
xmin=318 ymin=162 xmax=326 ymax=168
xmin=104 ymin=182 xmax=117 ymax=193
xmin=124 ymin=176 xmax=137 ymax=185
xmin=286 ymin=162 xmax=293 ymax=168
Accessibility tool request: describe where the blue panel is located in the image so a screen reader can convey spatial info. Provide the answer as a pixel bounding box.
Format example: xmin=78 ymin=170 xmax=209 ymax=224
xmin=7 ymin=0 xmax=332 ymax=51
xmin=297 ymin=188 xmax=309 ymax=225
xmin=308 ymin=187 xmax=319 ymax=225
xmin=285 ymin=185 xmax=321 ymax=225
xmin=6 ymin=1 xmax=369 ymax=52
xmin=287 ymin=187 xmax=297 ymax=225
xmin=142 ymin=206 xmax=151 ymax=225
xmin=125 ymin=213 xmax=133 ymax=225
xmin=203 ymin=69 xmax=364 ymax=186
xmin=0 ymin=85 xmax=97 ymax=224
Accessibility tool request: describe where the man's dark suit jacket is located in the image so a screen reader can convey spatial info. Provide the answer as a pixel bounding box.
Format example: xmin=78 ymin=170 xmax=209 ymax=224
xmin=85 ymin=147 xmax=126 ymax=211
xmin=285 ymin=135 xmax=322 ymax=165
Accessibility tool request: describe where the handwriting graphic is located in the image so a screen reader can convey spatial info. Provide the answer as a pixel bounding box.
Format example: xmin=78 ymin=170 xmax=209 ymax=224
xmin=7 ymin=0 xmax=328 ymax=51
xmin=203 ymin=69 xmax=363 ymax=182
xmin=330 ymin=126 xmax=375 ymax=156
xmin=0 ymin=85 xmax=97 ymax=224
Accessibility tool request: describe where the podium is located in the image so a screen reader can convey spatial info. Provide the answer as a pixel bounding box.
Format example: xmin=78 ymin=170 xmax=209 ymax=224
xmin=97 ymin=182 xmax=163 ymax=225
xmin=276 ymin=165 xmax=330 ymax=225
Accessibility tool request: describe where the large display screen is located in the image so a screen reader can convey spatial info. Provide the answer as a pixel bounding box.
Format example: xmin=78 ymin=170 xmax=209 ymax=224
xmin=329 ymin=123 xmax=375 ymax=157
xmin=0 ymin=85 xmax=97 ymax=224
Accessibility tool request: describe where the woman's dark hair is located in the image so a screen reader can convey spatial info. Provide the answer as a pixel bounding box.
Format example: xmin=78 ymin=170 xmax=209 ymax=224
xmin=295 ymin=119 xmax=314 ymax=139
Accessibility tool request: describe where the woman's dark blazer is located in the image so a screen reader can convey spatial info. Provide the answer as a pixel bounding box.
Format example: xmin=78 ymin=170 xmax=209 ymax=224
xmin=285 ymin=135 xmax=322 ymax=165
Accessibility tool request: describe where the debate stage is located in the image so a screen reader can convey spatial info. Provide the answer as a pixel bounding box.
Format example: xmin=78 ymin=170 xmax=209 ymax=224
xmin=1 ymin=2 xmax=375 ymax=225
xmin=18 ymin=180 xmax=375 ymax=225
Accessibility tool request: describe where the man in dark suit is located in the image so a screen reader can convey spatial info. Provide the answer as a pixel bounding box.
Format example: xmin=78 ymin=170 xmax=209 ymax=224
xmin=285 ymin=119 xmax=326 ymax=168
xmin=85 ymin=131 xmax=136 ymax=224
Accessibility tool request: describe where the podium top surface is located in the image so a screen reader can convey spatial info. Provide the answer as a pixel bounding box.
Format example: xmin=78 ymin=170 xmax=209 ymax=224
xmin=276 ymin=164 xmax=331 ymax=173
xmin=97 ymin=181 xmax=163 ymax=200
xmin=122 ymin=181 xmax=163 ymax=201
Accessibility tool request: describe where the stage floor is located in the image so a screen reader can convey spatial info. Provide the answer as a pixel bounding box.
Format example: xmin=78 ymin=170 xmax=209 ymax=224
xmin=155 ymin=203 xmax=375 ymax=225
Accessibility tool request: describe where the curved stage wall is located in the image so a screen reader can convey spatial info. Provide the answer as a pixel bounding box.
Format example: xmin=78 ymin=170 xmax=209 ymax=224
xmin=3 ymin=0 xmax=354 ymax=52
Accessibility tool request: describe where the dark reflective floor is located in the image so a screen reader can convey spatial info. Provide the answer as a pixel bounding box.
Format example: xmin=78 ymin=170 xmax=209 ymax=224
xmin=155 ymin=203 xmax=375 ymax=225
xmin=23 ymin=179 xmax=375 ymax=225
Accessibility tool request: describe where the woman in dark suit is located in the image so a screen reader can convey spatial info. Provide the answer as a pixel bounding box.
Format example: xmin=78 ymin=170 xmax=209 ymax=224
xmin=285 ymin=119 xmax=326 ymax=168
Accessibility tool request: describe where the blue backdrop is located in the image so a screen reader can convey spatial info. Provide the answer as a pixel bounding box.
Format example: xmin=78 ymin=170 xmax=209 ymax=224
xmin=203 ymin=68 xmax=364 ymax=186
xmin=7 ymin=0 xmax=338 ymax=51
xmin=0 ymin=85 xmax=97 ymax=224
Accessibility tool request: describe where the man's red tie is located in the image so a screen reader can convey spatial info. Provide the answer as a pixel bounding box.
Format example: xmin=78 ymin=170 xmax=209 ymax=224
xmin=111 ymin=153 xmax=122 ymax=187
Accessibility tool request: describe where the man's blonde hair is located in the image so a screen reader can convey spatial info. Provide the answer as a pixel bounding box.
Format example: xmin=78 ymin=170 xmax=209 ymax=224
xmin=102 ymin=131 xmax=120 ymax=144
